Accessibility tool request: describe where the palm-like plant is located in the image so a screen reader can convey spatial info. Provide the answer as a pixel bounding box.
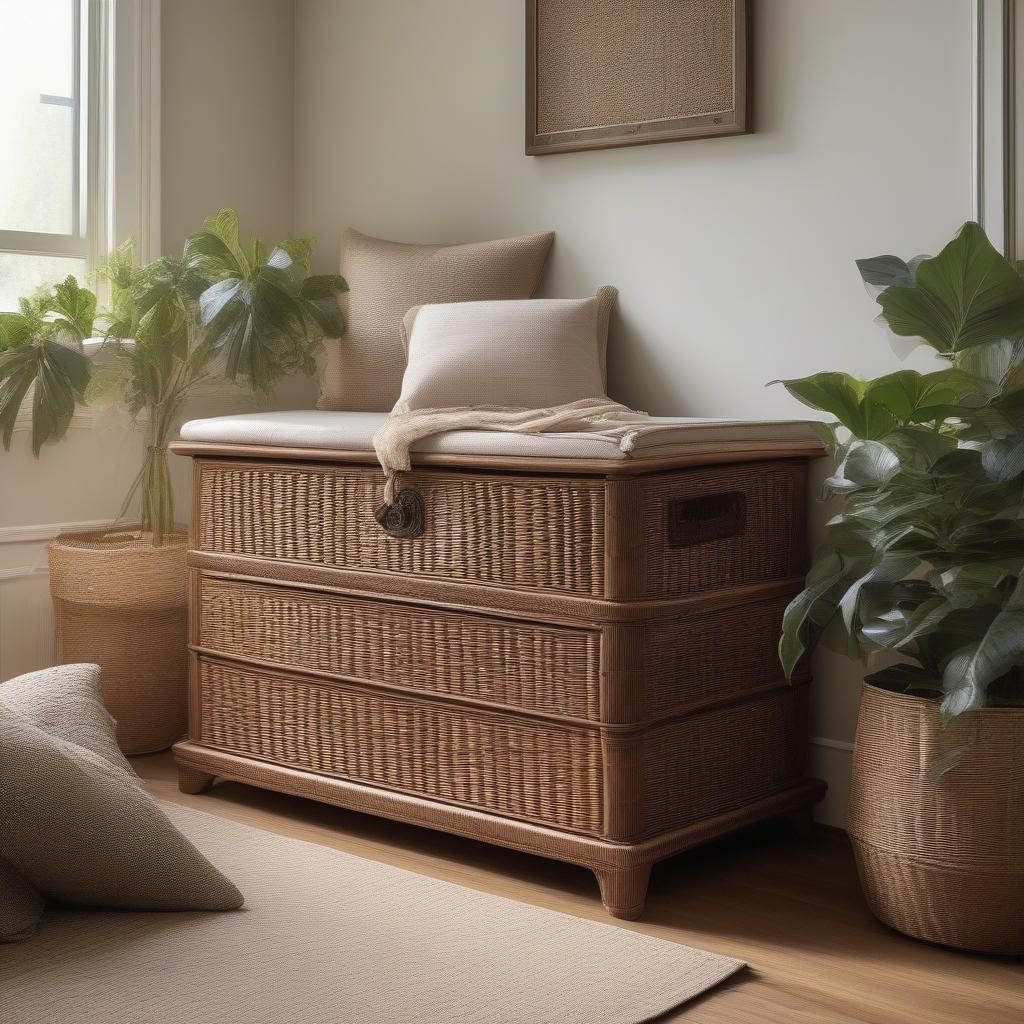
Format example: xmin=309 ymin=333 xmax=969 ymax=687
xmin=779 ymin=222 xmax=1024 ymax=720
xmin=0 ymin=209 xmax=347 ymax=545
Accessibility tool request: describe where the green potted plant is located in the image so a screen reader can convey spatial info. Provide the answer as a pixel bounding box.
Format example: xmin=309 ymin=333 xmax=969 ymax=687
xmin=778 ymin=222 xmax=1024 ymax=954
xmin=0 ymin=209 xmax=346 ymax=753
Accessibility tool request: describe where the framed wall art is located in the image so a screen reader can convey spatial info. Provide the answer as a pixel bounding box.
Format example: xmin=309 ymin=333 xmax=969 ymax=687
xmin=526 ymin=0 xmax=750 ymax=156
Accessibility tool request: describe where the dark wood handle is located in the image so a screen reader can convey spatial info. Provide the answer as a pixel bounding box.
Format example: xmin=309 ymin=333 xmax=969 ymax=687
xmin=666 ymin=492 xmax=746 ymax=548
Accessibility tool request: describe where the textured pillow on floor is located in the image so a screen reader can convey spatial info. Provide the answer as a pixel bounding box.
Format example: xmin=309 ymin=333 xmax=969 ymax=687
xmin=0 ymin=664 xmax=243 ymax=914
xmin=395 ymin=288 xmax=617 ymax=412
xmin=0 ymin=856 xmax=44 ymax=942
xmin=319 ymin=228 xmax=555 ymax=412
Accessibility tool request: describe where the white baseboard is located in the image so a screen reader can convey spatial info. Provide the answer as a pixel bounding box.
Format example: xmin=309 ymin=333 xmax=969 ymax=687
xmin=0 ymin=518 xmax=117 ymax=546
xmin=810 ymin=736 xmax=853 ymax=829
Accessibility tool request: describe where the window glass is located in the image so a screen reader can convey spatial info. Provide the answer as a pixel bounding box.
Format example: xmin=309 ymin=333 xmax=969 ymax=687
xmin=0 ymin=0 xmax=78 ymax=235
xmin=0 ymin=253 xmax=87 ymax=313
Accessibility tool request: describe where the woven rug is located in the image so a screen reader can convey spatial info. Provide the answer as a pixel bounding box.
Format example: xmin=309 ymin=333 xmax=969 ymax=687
xmin=2 ymin=803 xmax=743 ymax=1024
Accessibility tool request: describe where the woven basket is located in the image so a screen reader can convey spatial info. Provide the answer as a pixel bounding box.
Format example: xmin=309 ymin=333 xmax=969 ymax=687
xmin=847 ymin=682 xmax=1024 ymax=954
xmin=49 ymin=529 xmax=188 ymax=754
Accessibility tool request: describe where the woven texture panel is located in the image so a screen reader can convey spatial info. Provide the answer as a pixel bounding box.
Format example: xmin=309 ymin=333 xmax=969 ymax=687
xmin=640 ymin=686 xmax=807 ymax=835
xmin=198 ymin=659 xmax=605 ymax=835
xmin=320 ymin=229 xmax=554 ymax=412
xmin=847 ymin=684 xmax=1024 ymax=954
xmin=197 ymin=462 xmax=607 ymax=596
xmin=198 ymin=575 xmax=602 ymax=719
xmin=49 ymin=531 xmax=188 ymax=754
xmin=536 ymin=0 xmax=735 ymax=135
xmin=643 ymin=592 xmax=797 ymax=717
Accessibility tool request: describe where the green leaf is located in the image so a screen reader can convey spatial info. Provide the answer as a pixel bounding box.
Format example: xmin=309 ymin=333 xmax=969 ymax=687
xmin=865 ymin=368 xmax=979 ymax=424
xmin=865 ymin=663 xmax=943 ymax=694
xmin=774 ymin=372 xmax=896 ymax=439
xmin=873 ymin=222 xmax=1024 ymax=353
xmin=856 ymin=254 xmax=917 ymax=289
xmin=825 ymin=439 xmax=900 ymax=493
xmin=276 ymin=236 xmax=313 ymax=272
xmin=300 ymin=274 xmax=349 ymax=300
xmin=202 ymin=208 xmax=247 ymax=269
xmin=941 ymin=577 xmax=1024 ymax=717
xmin=0 ymin=348 xmax=37 ymax=448
xmin=47 ymin=276 xmax=97 ymax=340
xmin=957 ymin=337 xmax=1024 ymax=396
xmin=779 ymin=551 xmax=851 ymax=677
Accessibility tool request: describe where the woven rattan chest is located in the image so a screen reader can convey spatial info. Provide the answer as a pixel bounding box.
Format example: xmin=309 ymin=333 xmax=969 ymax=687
xmin=171 ymin=432 xmax=825 ymax=918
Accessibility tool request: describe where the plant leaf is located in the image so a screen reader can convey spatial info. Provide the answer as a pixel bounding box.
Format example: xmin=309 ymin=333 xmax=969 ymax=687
xmin=873 ymin=222 xmax=1024 ymax=353
xmin=941 ymin=578 xmax=1024 ymax=717
xmin=779 ymin=551 xmax=851 ymax=677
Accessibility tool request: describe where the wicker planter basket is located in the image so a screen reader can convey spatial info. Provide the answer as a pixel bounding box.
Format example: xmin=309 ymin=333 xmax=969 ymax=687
xmin=48 ymin=529 xmax=188 ymax=755
xmin=847 ymin=682 xmax=1024 ymax=955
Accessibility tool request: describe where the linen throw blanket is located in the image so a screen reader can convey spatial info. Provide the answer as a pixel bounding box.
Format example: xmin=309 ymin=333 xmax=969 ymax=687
xmin=372 ymin=398 xmax=652 ymax=502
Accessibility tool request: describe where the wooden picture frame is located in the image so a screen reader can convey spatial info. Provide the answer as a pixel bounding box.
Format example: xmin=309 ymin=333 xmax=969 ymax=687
xmin=526 ymin=0 xmax=750 ymax=156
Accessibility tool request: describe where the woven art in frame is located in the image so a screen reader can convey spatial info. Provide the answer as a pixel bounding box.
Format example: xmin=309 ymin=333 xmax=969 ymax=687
xmin=526 ymin=0 xmax=750 ymax=155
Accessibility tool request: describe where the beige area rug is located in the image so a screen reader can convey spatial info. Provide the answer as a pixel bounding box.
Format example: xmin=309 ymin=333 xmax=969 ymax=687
xmin=2 ymin=803 xmax=743 ymax=1024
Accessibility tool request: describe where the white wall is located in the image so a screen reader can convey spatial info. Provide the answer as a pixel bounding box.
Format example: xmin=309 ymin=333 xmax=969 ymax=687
xmin=292 ymin=0 xmax=975 ymax=825
xmin=161 ymin=0 xmax=316 ymax=510
xmin=161 ymin=0 xmax=295 ymax=251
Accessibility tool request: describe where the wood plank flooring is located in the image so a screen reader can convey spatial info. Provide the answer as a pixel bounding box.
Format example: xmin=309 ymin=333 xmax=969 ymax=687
xmin=135 ymin=753 xmax=1023 ymax=1023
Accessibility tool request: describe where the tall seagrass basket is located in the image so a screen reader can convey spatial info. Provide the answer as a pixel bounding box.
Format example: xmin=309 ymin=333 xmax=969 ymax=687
xmin=847 ymin=682 xmax=1024 ymax=955
xmin=48 ymin=529 xmax=188 ymax=754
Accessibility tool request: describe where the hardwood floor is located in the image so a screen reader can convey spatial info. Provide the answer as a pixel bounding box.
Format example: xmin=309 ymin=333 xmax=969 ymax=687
xmin=135 ymin=753 xmax=1023 ymax=1023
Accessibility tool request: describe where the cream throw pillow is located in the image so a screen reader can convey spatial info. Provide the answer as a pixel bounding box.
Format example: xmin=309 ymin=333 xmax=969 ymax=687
xmin=319 ymin=228 xmax=555 ymax=412
xmin=395 ymin=288 xmax=617 ymax=412
xmin=0 ymin=664 xmax=243 ymax=916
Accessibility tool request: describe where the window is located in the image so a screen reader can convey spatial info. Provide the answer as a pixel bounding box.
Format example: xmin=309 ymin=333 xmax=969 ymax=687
xmin=0 ymin=0 xmax=90 ymax=310
xmin=0 ymin=0 xmax=160 ymax=313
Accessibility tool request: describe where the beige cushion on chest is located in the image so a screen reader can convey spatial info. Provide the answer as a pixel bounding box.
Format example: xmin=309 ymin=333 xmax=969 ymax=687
xmin=180 ymin=409 xmax=822 ymax=459
xmin=319 ymin=228 xmax=554 ymax=412
xmin=0 ymin=664 xmax=243 ymax=913
xmin=395 ymin=292 xmax=614 ymax=412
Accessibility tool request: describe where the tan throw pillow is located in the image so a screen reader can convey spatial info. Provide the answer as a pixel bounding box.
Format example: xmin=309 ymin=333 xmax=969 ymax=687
xmin=2 ymin=664 xmax=129 ymax=770
xmin=0 ymin=665 xmax=243 ymax=914
xmin=0 ymin=663 xmax=115 ymax=942
xmin=319 ymin=228 xmax=555 ymax=412
xmin=395 ymin=288 xmax=617 ymax=412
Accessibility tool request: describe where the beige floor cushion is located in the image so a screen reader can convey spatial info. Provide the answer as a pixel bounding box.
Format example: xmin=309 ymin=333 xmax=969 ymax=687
xmin=319 ymin=228 xmax=555 ymax=412
xmin=0 ymin=857 xmax=43 ymax=943
xmin=0 ymin=664 xmax=243 ymax=915
xmin=0 ymin=663 xmax=117 ymax=942
xmin=396 ymin=289 xmax=617 ymax=412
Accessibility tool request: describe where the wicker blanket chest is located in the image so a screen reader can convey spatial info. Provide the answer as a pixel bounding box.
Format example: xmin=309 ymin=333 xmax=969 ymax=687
xmin=171 ymin=414 xmax=825 ymax=918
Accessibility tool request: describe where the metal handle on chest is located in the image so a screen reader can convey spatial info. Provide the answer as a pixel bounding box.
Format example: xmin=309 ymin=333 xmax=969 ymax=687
xmin=375 ymin=488 xmax=427 ymax=539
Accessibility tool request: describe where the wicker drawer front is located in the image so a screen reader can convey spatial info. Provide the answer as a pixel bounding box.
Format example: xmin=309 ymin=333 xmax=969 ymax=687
xmin=633 ymin=460 xmax=807 ymax=599
xmin=197 ymin=658 xmax=605 ymax=834
xmin=642 ymin=592 xmax=796 ymax=717
xmin=196 ymin=460 xmax=605 ymax=596
xmin=638 ymin=685 xmax=808 ymax=835
xmin=196 ymin=574 xmax=602 ymax=720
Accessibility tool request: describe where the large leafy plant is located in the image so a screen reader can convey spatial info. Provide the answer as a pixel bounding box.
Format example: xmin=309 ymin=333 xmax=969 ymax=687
xmin=779 ymin=222 xmax=1024 ymax=720
xmin=0 ymin=209 xmax=347 ymax=545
